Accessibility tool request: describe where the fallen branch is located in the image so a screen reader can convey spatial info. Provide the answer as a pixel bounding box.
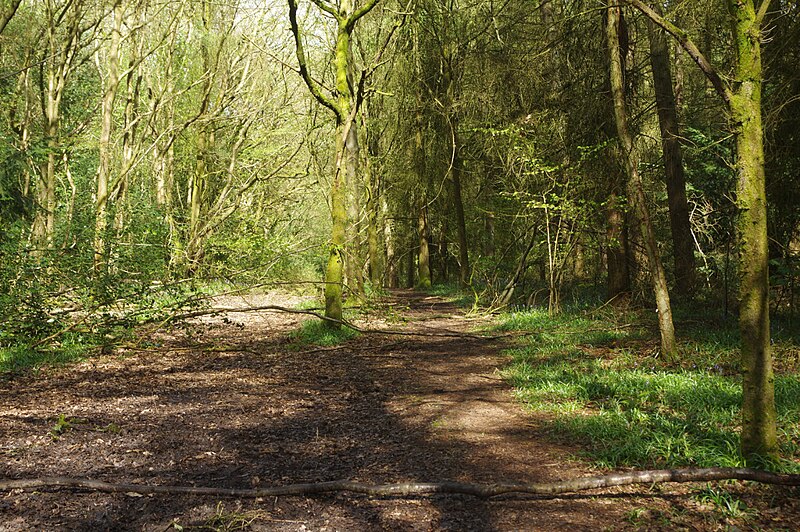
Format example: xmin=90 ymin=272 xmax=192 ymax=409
xmin=171 ymin=305 xmax=499 ymax=340
xmin=3 ymin=468 xmax=799 ymax=499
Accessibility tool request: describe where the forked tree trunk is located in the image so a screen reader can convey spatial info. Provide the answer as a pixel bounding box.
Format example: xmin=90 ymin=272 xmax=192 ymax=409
xmin=607 ymin=5 xmax=677 ymax=360
xmin=288 ymin=0 xmax=381 ymax=327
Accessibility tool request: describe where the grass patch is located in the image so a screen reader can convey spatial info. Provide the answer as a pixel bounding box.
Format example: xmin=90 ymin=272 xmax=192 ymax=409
xmin=290 ymin=318 xmax=359 ymax=347
xmin=0 ymin=333 xmax=94 ymax=374
xmin=499 ymin=307 xmax=800 ymax=472
xmin=427 ymin=283 xmax=475 ymax=308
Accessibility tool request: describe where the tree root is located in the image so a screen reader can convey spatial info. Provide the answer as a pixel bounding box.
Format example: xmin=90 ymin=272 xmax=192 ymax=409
xmin=2 ymin=468 xmax=799 ymax=499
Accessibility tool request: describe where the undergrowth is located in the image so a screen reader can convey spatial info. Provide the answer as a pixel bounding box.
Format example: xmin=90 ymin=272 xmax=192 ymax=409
xmin=427 ymin=283 xmax=476 ymax=308
xmin=290 ymin=318 xmax=359 ymax=346
xmin=0 ymin=333 xmax=95 ymax=375
xmin=499 ymin=306 xmax=800 ymax=472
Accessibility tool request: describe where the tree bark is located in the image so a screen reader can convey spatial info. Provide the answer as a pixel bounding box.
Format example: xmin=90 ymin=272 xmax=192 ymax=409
xmin=418 ymin=200 xmax=432 ymax=289
xmin=646 ymin=6 xmax=696 ymax=297
xmin=0 ymin=0 xmax=21 ymax=35
xmin=728 ymin=0 xmax=776 ymax=459
xmin=383 ymin=195 xmax=398 ymax=288
xmin=185 ymin=0 xmax=214 ymax=272
xmin=362 ymin=109 xmax=384 ymax=288
xmin=607 ymin=5 xmax=677 ymax=360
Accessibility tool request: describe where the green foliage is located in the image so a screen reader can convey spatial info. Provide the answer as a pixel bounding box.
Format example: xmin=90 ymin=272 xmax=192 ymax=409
xmin=0 ymin=132 xmax=29 ymax=224
xmin=290 ymin=318 xmax=358 ymax=347
xmin=499 ymin=307 xmax=800 ymax=472
xmin=50 ymin=413 xmax=83 ymax=440
xmin=200 ymin=502 xmax=264 ymax=531
xmin=694 ymin=484 xmax=752 ymax=520
xmin=0 ymin=332 xmax=95 ymax=375
xmin=428 ymin=283 xmax=475 ymax=308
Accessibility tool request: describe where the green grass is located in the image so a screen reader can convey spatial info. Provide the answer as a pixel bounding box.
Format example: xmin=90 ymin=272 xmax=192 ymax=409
xmin=0 ymin=333 xmax=93 ymax=374
xmin=499 ymin=306 xmax=800 ymax=472
xmin=290 ymin=318 xmax=359 ymax=347
xmin=427 ymin=283 xmax=476 ymax=308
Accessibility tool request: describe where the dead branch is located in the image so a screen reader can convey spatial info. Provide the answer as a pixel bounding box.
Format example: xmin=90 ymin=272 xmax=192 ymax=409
xmin=172 ymin=305 xmax=500 ymax=340
xmin=2 ymin=468 xmax=799 ymax=500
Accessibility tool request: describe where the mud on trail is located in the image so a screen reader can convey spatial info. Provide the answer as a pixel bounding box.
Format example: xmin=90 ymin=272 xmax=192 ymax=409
xmin=1 ymin=290 xmax=796 ymax=530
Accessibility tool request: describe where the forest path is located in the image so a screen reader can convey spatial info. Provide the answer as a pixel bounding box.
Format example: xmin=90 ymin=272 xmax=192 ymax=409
xmin=1 ymin=290 xmax=670 ymax=530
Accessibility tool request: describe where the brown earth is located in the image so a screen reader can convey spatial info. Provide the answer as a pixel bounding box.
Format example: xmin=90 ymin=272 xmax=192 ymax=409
xmin=1 ymin=290 xmax=798 ymax=531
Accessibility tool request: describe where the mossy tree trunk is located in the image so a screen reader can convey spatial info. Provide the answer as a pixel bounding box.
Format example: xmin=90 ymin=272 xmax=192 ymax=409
xmin=728 ymin=0 xmax=776 ymax=459
xmin=624 ymin=0 xmax=777 ymax=460
xmin=288 ymin=0 xmax=381 ymax=326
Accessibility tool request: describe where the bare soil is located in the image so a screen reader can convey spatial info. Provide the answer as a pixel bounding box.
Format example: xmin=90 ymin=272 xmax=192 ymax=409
xmin=1 ymin=290 xmax=798 ymax=531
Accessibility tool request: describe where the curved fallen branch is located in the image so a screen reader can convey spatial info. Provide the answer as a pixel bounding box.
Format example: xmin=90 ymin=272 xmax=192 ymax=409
xmin=3 ymin=468 xmax=799 ymax=499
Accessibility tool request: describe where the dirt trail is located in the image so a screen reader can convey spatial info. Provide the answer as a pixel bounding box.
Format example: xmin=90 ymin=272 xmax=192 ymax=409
xmin=0 ymin=290 xmax=712 ymax=530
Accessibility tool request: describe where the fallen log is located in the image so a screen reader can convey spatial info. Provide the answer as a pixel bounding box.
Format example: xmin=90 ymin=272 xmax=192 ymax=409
xmin=2 ymin=468 xmax=799 ymax=499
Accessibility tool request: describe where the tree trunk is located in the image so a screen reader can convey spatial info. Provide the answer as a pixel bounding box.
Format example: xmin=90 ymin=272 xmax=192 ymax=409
xmin=325 ymin=123 xmax=347 ymax=324
xmin=606 ymin=179 xmax=630 ymax=300
xmin=438 ymin=217 xmax=449 ymax=283
xmin=647 ymin=6 xmax=696 ymax=297
xmin=113 ymin=22 xmax=144 ymax=235
xmin=286 ymin=0 xmax=381 ymax=326
xmin=450 ymin=124 xmax=470 ymax=287
xmin=361 ymin=103 xmax=383 ymax=289
xmin=344 ymin=118 xmax=364 ymax=299
xmin=383 ymin=195 xmax=398 ymax=288
xmin=728 ymin=0 xmax=776 ymax=459
xmin=364 ymin=134 xmax=383 ymax=288
xmin=415 ymin=110 xmax=431 ymax=289
xmin=186 ymin=0 xmax=213 ymax=272
xmin=94 ymin=1 xmax=123 ymax=273
xmin=406 ymin=227 xmax=416 ymax=288
xmin=418 ymin=201 xmax=431 ymax=289
xmin=607 ymin=5 xmax=677 ymax=360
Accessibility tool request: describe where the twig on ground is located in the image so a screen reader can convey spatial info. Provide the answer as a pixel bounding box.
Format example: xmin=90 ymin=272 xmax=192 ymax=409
xmin=2 ymin=468 xmax=799 ymax=499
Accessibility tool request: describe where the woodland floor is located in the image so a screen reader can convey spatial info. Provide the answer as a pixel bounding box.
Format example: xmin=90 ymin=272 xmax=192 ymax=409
xmin=2 ymin=290 xmax=799 ymax=531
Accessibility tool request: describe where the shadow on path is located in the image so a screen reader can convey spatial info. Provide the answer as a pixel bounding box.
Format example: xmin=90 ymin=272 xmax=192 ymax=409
xmin=1 ymin=290 xmax=637 ymax=531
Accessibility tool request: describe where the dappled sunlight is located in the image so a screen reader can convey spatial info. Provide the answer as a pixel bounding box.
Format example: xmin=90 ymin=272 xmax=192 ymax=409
xmin=501 ymin=307 xmax=800 ymax=472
